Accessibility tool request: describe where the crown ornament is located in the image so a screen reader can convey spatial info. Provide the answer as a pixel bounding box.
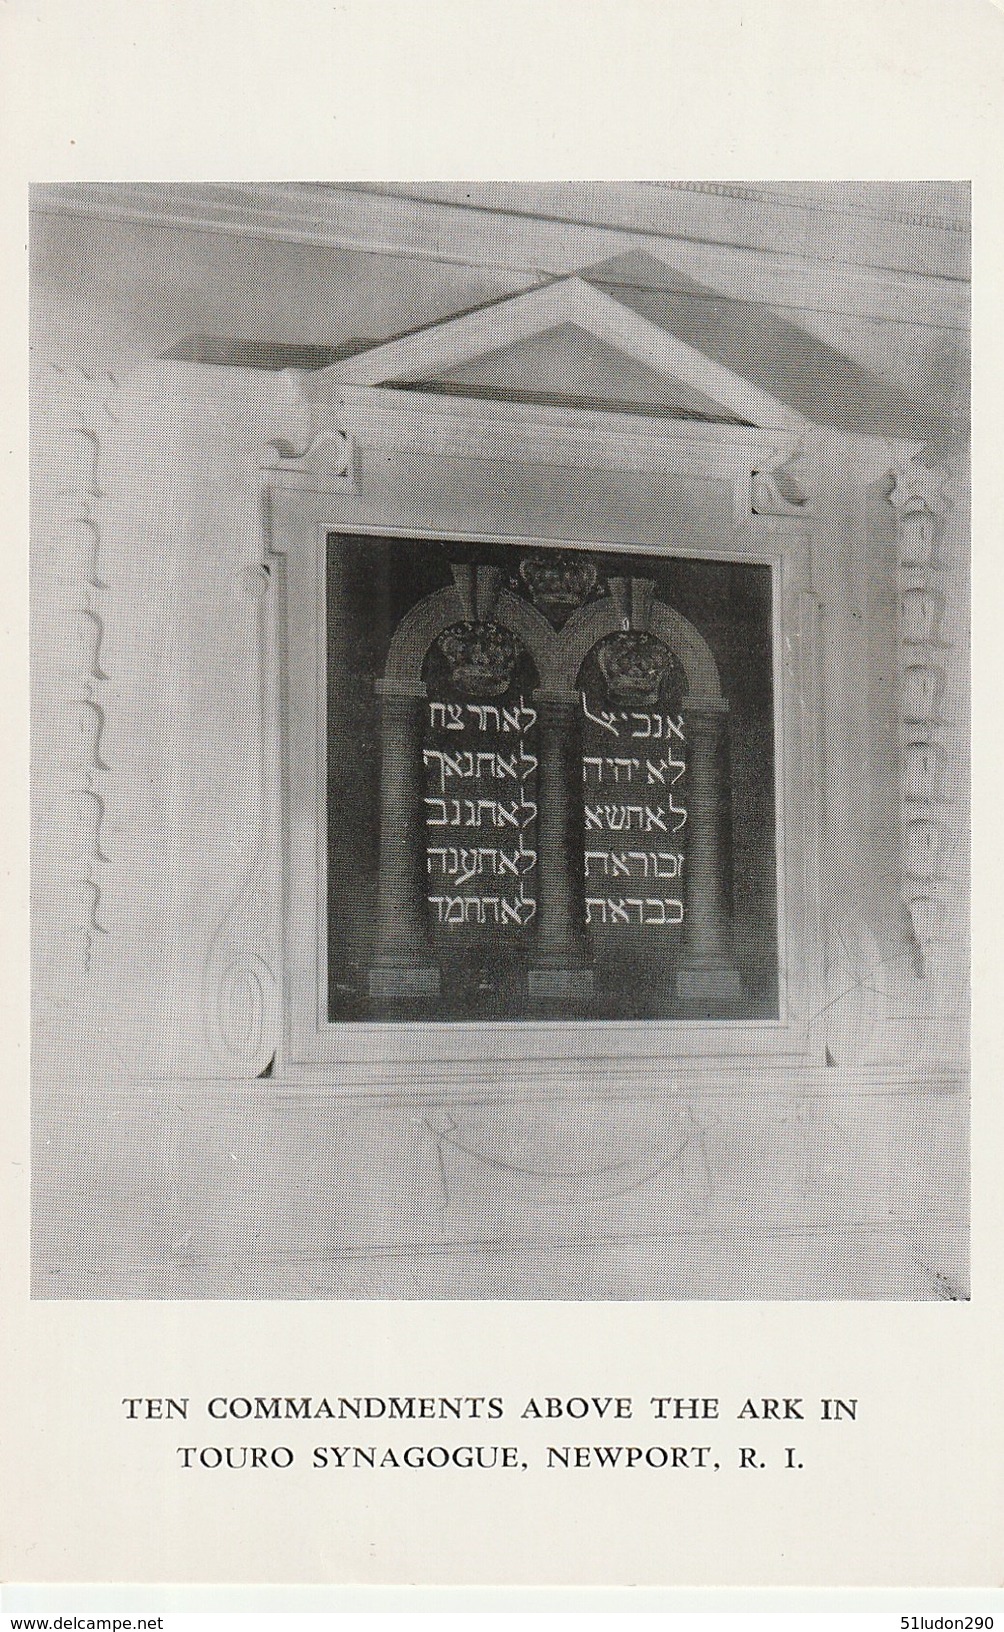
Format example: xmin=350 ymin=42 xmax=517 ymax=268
xmin=519 ymin=552 xmax=598 ymax=627
xmin=596 ymin=631 xmax=674 ymax=707
xmin=435 ymin=620 xmax=521 ymax=698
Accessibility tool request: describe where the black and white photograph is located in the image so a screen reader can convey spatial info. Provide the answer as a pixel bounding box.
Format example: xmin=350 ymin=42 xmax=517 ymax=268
xmin=29 ymin=179 xmax=970 ymax=1303
xmin=8 ymin=0 xmax=1004 ymax=1605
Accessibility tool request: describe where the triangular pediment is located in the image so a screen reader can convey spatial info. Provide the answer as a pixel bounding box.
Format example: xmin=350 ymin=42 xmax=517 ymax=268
xmin=390 ymin=322 xmax=753 ymax=424
xmin=322 ymin=274 xmax=809 ymax=432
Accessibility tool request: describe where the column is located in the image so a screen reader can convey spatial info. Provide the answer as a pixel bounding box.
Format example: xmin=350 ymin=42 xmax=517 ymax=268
xmin=528 ymin=691 xmax=593 ymax=1000
xmin=368 ymin=681 xmax=440 ymax=998
xmin=676 ymin=701 xmax=744 ymax=1007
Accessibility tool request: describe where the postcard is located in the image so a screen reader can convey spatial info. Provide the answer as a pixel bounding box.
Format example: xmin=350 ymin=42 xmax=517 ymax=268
xmin=3 ymin=0 xmax=1001 ymax=1602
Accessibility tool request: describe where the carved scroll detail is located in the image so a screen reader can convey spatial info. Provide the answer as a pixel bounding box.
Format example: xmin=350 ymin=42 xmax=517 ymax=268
xmin=751 ymin=445 xmax=810 ymax=516
xmin=203 ymin=900 xmax=280 ymax=1076
xmin=266 ymin=368 xmax=356 ymax=484
xmin=200 ymin=489 xmax=283 ymax=1077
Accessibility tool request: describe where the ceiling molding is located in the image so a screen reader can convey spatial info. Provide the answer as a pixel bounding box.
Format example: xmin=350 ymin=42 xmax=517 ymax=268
xmin=638 ymin=180 xmax=969 ymax=234
xmin=32 ymin=182 xmax=969 ymax=333
xmin=338 ymin=181 xmax=970 ymax=277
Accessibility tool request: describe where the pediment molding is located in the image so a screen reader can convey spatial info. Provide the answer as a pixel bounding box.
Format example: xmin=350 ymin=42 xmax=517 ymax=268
xmin=259 ymin=268 xmax=920 ymax=500
xmin=319 ymin=274 xmax=810 ymax=435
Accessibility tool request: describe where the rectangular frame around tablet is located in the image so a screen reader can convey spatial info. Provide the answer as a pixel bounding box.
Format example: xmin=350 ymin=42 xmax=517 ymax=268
xmin=267 ymin=395 xmax=824 ymax=1089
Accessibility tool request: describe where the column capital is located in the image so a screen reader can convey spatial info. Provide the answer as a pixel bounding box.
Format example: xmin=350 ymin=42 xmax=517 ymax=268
xmin=683 ymin=695 xmax=729 ymax=721
xmin=375 ymin=677 xmax=427 ymax=699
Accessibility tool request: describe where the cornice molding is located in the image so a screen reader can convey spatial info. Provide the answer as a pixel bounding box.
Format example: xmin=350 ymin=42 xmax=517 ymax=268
xmin=31 ymin=182 xmax=968 ymax=332
xmin=264 ymin=376 xmax=798 ymax=495
xmin=332 ymin=181 xmax=969 ymax=283
xmin=259 ymin=368 xmax=915 ymax=510
xmin=636 ymin=180 xmax=969 ymax=235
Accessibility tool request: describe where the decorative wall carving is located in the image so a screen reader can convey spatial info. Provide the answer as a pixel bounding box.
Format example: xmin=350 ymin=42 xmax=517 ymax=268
xmin=48 ymin=365 xmax=120 ymax=973
xmin=890 ymin=462 xmax=950 ymax=567
xmin=200 ymin=475 xmax=284 ymax=1077
xmin=890 ymin=453 xmax=955 ymax=974
xmin=203 ymin=902 xmax=280 ymax=1077
xmin=902 ymin=664 xmax=946 ymax=722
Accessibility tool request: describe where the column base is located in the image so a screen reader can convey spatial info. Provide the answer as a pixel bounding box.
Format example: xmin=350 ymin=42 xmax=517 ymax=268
xmin=676 ymin=962 xmax=745 ymax=1006
xmin=528 ymin=968 xmax=595 ymax=1001
xmin=368 ymin=965 xmax=441 ymax=999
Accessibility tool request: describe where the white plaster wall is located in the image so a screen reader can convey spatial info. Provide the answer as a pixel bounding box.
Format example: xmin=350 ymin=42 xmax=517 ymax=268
xmin=33 ymin=1077 xmax=967 ymax=1299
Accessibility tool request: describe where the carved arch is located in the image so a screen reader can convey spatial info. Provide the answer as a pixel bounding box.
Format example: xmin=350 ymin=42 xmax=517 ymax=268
xmin=648 ymin=601 xmax=723 ymax=706
xmin=556 ymin=593 xmax=723 ymax=705
xmin=381 ymin=582 xmax=557 ymax=692
xmin=381 ymin=570 xmax=724 ymax=708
